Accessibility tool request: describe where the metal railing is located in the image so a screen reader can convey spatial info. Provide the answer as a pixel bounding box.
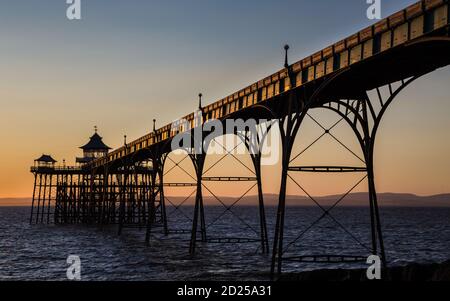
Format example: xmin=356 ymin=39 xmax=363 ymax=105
xmin=30 ymin=165 xmax=85 ymax=172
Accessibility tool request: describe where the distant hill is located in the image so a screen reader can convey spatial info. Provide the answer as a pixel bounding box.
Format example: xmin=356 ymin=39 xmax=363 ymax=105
xmin=1 ymin=193 xmax=449 ymax=207
xmin=261 ymin=192 xmax=450 ymax=207
xmin=164 ymin=193 xmax=450 ymax=207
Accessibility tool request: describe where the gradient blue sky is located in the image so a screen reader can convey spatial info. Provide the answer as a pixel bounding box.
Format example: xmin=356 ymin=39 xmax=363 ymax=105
xmin=0 ymin=0 xmax=449 ymax=198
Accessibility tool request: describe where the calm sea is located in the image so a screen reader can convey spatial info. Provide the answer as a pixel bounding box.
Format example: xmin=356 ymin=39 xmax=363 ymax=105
xmin=0 ymin=206 xmax=449 ymax=280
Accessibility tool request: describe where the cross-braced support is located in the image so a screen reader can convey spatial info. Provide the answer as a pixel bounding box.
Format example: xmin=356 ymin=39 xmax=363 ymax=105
xmin=270 ymin=73 xmax=423 ymax=278
xmin=189 ymin=153 xmax=207 ymax=254
xmin=270 ymin=97 xmax=307 ymax=277
xmin=189 ymin=126 xmax=272 ymax=255
xmin=321 ymin=75 xmax=423 ymax=267
xmin=161 ymin=151 xmax=197 ymax=235
xmin=270 ymin=61 xmax=308 ymax=276
xmin=236 ymin=124 xmax=274 ymax=254
xmin=30 ymin=172 xmax=57 ymax=224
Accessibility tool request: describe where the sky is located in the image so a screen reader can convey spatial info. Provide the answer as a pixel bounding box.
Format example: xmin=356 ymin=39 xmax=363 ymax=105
xmin=0 ymin=0 xmax=449 ymax=199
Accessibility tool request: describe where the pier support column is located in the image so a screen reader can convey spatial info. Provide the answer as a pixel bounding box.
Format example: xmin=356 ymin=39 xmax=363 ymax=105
xmin=35 ymin=174 xmax=43 ymax=224
xmin=156 ymin=156 xmax=169 ymax=236
xmin=145 ymin=152 xmax=169 ymax=244
xmin=270 ymin=58 xmax=308 ymax=277
xmin=100 ymin=166 xmax=109 ymax=225
xmin=270 ymin=100 xmax=307 ymax=278
xmin=189 ymin=153 xmax=207 ymax=255
xmin=145 ymin=164 xmax=157 ymax=244
xmin=118 ymin=164 xmax=130 ymax=235
xmin=29 ymin=173 xmax=38 ymax=224
xmin=253 ymin=153 xmax=269 ymax=254
xmin=237 ymin=124 xmax=273 ymax=254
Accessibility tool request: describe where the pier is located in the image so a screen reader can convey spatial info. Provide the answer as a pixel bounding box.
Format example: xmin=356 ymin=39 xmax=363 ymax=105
xmin=30 ymin=0 xmax=450 ymax=277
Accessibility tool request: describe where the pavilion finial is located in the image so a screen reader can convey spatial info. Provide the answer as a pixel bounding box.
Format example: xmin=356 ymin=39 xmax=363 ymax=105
xmin=284 ymin=44 xmax=290 ymax=68
xmin=153 ymin=119 xmax=156 ymax=132
xmin=124 ymin=135 xmax=127 ymax=146
xmin=198 ymin=93 xmax=203 ymax=110
xmin=94 ymin=125 xmax=98 ymax=133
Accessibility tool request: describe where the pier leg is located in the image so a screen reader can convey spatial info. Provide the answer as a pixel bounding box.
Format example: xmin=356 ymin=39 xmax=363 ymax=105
xmin=245 ymin=124 xmax=272 ymax=254
xmin=157 ymin=166 xmax=169 ymax=236
xmin=145 ymin=153 xmax=169 ymax=244
xmin=47 ymin=174 xmax=53 ymax=224
xmin=145 ymin=165 xmax=157 ymax=245
xmin=40 ymin=174 xmax=48 ymax=224
xmin=255 ymin=159 xmax=269 ymax=254
xmin=35 ymin=174 xmax=43 ymax=224
xmin=189 ymin=154 xmax=206 ymax=255
xmin=30 ymin=174 xmax=37 ymax=224
xmin=361 ymin=97 xmax=387 ymax=267
xmin=118 ymin=168 xmax=129 ymax=236
xmin=239 ymin=126 xmax=270 ymax=254
xmin=270 ymin=91 xmax=307 ymax=278
xmin=271 ymin=145 xmax=289 ymax=278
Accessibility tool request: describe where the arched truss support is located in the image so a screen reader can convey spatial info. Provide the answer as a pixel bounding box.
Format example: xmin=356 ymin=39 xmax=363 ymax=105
xmin=189 ymin=122 xmax=274 ymax=255
xmin=270 ymin=69 xmax=425 ymax=278
xmin=189 ymin=152 xmax=207 ymax=254
xmin=270 ymin=72 xmax=310 ymax=277
xmin=235 ymin=121 xmax=276 ymax=254
xmin=161 ymin=149 xmax=198 ymax=236
xmin=320 ymin=74 xmax=424 ymax=260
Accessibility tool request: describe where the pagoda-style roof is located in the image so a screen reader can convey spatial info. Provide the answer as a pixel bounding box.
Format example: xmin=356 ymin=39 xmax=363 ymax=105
xmin=35 ymin=154 xmax=57 ymax=163
xmin=80 ymin=132 xmax=111 ymax=151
